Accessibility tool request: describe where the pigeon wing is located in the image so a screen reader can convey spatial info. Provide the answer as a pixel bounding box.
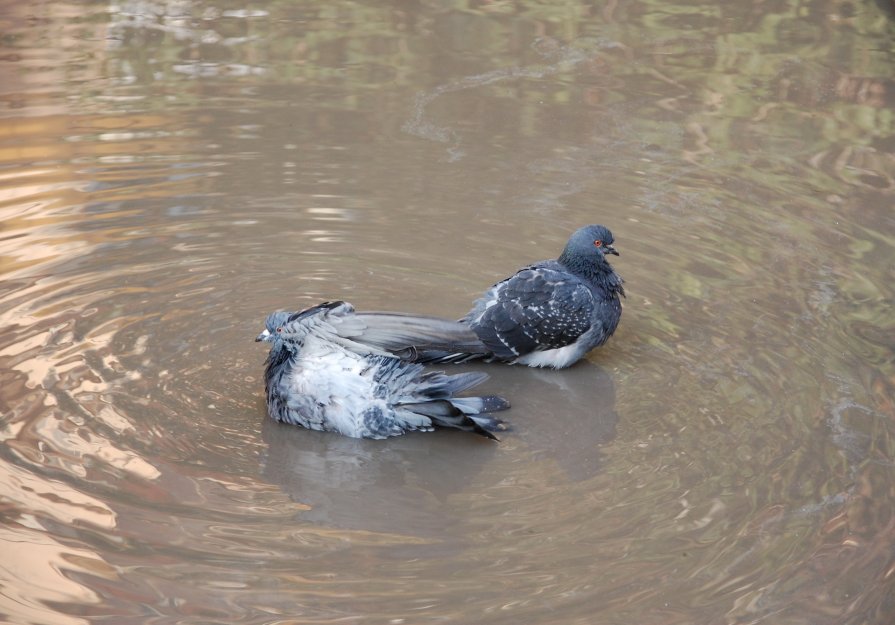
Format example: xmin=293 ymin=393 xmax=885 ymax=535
xmin=468 ymin=266 xmax=595 ymax=359
xmin=277 ymin=301 xmax=361 ymax=346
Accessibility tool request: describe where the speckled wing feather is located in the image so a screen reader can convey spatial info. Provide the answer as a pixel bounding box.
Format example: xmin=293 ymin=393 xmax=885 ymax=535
xmin=466 ymin=263 xmax=595 ymax=359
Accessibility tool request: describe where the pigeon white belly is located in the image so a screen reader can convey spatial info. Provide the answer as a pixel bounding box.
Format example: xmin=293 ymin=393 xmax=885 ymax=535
xmin=290 ymin=342 xmax=379 ymax=437
xmin=514 ymin=340 xmax=586 ymax=369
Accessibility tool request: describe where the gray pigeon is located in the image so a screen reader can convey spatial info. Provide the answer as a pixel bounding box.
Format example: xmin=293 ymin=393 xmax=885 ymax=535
xmin=459 ymin=224 xmax=624 ymax=368
xmin=255 ymin=301 xmax=509 ymax=440
xmin=311 ymin=225 xmax=624 ymax=369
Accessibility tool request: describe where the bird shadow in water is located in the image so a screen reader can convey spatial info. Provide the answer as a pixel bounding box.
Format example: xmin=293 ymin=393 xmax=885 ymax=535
xmin=259 ymin=412 xmax=498 ymax=537
xmin=485 ymin=360 xmax=619 ymax=482
xmin=258 ymin=360 xmax=618 ymax=537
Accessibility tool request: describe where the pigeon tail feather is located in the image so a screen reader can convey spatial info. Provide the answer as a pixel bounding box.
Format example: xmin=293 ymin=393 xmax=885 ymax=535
xmin=417 ymin=370 xmax=489 ymax=400
xmin=448 ymin=395 xmax=511 ymax=415
xmin=398 ymin=402 xmax=505 ymax=440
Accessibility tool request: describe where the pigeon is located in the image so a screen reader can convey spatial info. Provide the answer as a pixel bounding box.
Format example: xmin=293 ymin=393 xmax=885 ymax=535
xmin=459 ymin=224 xmax=624 ymax=368
xmin=255 ymin=301 xmax=509 ymax=440
xmin=319 ymin=224 xmax=624 ymax=369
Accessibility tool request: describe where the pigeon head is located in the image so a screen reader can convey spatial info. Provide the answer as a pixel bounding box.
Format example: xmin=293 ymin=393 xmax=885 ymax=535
xmin=559 ymin=224 xmax=618 ymax=269
xmin=255 ymin=310 xmax=293 ymax=342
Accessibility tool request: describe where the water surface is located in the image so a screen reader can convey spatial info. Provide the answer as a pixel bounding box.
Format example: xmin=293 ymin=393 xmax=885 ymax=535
xmin=1 ymin=1 xmax=894 ymax=624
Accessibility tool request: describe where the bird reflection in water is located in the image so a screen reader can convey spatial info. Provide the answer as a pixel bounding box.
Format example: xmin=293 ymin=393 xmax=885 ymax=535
xmin=259 ymin=361 xmax=618 ymax=537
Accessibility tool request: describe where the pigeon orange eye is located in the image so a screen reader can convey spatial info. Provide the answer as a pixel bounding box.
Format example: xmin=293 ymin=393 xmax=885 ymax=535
xmin=276 ymin=327 xmax=283 ymax=333
xmin=594 ymin=240 xmax=602 ymax=247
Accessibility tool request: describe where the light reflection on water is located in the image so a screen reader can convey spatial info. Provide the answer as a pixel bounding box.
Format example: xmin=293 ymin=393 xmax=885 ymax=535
xmin=1 ymin=0 xmax=894 ymax=624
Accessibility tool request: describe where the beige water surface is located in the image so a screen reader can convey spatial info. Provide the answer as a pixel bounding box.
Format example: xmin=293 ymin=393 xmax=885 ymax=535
xmin=1 ymin=1 xmax=894 ymax=624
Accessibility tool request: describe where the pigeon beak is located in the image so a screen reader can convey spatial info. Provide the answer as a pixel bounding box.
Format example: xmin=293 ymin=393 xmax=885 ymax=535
xmin=255 ymin=328 xmax=271 ymax=342
xmin=603 ymin=244 xmax=619 ymax=256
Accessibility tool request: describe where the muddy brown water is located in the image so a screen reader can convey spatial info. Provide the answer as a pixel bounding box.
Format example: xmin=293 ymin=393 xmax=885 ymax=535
xmin=1 ymin=1 xmax=894 ymax=624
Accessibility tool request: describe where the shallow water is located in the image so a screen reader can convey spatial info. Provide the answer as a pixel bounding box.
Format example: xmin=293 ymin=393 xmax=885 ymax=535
xmin=1 ymin=1 xmax=894 ymax=623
